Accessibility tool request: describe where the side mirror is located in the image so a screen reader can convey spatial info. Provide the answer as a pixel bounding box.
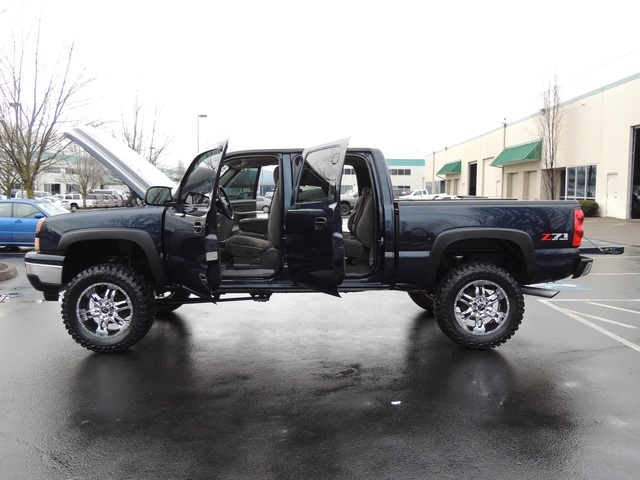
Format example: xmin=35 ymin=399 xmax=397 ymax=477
xmin=145 ymin=186 xmax=174 ymax=206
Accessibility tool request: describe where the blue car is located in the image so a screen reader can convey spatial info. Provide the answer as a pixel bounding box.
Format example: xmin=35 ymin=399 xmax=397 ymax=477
xmin=0 ymin=199 xmax=69 ymax=247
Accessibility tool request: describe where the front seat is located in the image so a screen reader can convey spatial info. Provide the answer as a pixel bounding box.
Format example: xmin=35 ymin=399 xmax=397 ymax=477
xmin=224 ymin=167 xmax=282 ymax=269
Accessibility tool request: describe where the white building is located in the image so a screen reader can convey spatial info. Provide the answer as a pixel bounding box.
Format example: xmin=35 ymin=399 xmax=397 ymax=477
xmin=428 ymin=72 xmax=640 ymax=219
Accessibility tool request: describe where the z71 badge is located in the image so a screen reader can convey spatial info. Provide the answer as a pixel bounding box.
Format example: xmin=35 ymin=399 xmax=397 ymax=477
xmin=541 ymin=233 xmax=569 ymax=241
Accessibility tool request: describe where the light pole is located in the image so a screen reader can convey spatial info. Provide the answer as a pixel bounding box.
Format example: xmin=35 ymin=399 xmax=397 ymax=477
xmin=197 ymin=114 xmax=207 ymax=151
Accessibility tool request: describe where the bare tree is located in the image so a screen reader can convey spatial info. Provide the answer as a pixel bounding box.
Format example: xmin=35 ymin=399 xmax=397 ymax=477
xmin=0 ymin=160 xmax=19 ymax=198
xmin=535 ymin=76 xmax=564 ymax=200
xmin=63 ymin=145 xmax=107 ymax=208
xmin=120 ymin=95 xmax=172 ymax=165
xmin=0 ymin=26 xmax=91 ymax=198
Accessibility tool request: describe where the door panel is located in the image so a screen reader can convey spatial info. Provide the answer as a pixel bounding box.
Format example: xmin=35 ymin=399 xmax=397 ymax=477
xmin=162 ymin=142 xmax=227 ymax=296
xmin=286 ymin=139 xmax=349 ymax=296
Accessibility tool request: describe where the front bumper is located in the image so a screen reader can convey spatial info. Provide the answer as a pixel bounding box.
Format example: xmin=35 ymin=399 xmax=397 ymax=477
xmin=24 ymin=251 xmax=64 ymax=300
xmin=571 ymin=255 xmax=593 ymax=278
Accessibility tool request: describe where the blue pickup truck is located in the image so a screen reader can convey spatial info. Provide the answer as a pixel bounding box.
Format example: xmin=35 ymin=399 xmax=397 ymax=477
xmin=25 ymin=127 xmax=593 ymax=353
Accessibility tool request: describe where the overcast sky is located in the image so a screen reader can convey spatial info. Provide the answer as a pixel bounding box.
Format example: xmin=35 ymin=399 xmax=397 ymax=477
xmin=2 ymin=0 xmax=640 ymax=166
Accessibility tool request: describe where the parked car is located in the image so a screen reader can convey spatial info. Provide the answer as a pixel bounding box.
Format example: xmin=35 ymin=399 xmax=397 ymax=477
xmin=55 ymin=193 xmax=83 ymax=211
xmin=340 ymin=189 xmax=359 ymax=216
xmin=101 ymin=194 xmax=117 ymax=208
xmin=399 ymin=189 xmax=431 ymax=200
xmin=84 ymin=194 xmax=104 ymax=208
xmin=0 ymin=199 xmax=69 ymax=247
xmin=232 ymin=192 xmax=271 ymax=213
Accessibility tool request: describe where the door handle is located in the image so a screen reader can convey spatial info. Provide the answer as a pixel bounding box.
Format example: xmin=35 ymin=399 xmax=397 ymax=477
xmin=194 ymin=220 xmax=204 ymax=234
xmin=314 ymin=217 xmax=327 ymax=231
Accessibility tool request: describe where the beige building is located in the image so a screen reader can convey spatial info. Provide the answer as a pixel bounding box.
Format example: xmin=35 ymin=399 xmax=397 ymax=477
xmin=428 ymin=72 xmax=640 ymax=219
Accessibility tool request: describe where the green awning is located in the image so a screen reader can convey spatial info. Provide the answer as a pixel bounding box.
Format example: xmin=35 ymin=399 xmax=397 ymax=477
xmin=491 ymin=140 xmax=542 ymax=167
xmin=437 ymin=160 xmax=462 ymax=176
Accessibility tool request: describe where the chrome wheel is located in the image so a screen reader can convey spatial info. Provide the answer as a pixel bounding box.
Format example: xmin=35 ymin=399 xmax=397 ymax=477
xmin=76 ymin=282 xmax=133 ymax=339
xmin=453 ymin=280 xmax=508 ymax=335
xmin=62 ymin=264 xmax=156 ymax=352
xmin=434 ymin=262 xmax=524 ymax=349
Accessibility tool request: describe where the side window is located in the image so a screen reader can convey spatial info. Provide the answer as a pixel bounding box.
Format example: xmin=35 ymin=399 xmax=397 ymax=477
xmin=14 ymin=203 xmax=40 ymax=218
xmin=296 ymin=148 xmax=342 ymax=204
xmin=223 ymin=167 xmax=260 ymax=200
xmin=0 ymin=203 xmax=11 ymax=217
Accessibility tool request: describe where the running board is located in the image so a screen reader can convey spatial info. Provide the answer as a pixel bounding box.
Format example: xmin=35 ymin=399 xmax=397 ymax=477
xmin=521 ymin=286 xmax=559 ymax=298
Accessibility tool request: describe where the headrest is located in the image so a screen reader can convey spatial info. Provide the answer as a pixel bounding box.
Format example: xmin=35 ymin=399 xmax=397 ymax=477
xmin=273 ymin=166 xmax=279 ymax=187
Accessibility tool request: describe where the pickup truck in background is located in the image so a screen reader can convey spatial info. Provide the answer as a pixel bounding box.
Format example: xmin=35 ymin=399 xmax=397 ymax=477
xmin=25 ymin=126 xmax=594 ymax=353
xmin=399 ymin=188 xmax=431 ymax=200
xmin=340 ymin=189 xmax=359 ymax=216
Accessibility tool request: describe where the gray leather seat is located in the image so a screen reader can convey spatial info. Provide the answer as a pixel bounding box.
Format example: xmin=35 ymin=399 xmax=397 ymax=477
xmin=344 ymin=187 xmax=375 ymax=261
xmin=224 ymin=167 xmax=282 ymax=269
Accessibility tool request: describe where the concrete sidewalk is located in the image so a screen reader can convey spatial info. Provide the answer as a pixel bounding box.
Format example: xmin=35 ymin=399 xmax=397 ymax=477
xmin=584 ymin=216 xmax=640 ymax=247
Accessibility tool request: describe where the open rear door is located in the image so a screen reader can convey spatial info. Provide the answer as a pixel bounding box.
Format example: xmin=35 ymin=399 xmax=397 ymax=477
xmin=286 ymin=139 xmax=349 ymax=296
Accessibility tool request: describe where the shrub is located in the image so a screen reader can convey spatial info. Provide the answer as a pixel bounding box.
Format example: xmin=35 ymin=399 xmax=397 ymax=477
xmin=579 ymin=200 xmax=599 ymax=217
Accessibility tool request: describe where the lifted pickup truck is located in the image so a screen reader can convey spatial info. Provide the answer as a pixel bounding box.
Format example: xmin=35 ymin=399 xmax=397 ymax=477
xmin=25 ymin=127 xmax=593 ymax=353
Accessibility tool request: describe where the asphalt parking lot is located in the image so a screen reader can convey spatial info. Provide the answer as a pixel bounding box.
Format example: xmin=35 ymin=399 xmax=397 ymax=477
xmin=1 ymin=218 xmax=639 ymax=479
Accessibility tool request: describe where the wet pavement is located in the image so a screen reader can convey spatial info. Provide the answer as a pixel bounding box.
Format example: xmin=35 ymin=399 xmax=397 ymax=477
xmin=1 ymin=224 xmax=639 ymax=479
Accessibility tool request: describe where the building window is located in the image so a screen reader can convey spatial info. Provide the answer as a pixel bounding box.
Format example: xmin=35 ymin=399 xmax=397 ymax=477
xmin=389 ymin=169 xmax=411 ymax=176
xmin=343 ymin=167 xmax=355 ymax=176
xmin=561 ymin=165 xmax=596 ymax=199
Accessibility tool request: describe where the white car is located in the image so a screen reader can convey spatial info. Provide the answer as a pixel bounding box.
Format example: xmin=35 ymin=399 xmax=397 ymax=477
xmin=398 ymin=189 xmax=431 ymax=200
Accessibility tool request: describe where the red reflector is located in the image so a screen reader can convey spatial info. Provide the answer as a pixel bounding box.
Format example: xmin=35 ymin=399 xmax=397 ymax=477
xmin=573 ymin=208 xmax=585 ymax=247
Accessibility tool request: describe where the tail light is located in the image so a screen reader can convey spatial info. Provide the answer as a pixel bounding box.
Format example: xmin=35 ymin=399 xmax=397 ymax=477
xmin=34 ymin=217 xmax=46 ymax=251
xmin=572 ymin=208 xmax=585 ymax=247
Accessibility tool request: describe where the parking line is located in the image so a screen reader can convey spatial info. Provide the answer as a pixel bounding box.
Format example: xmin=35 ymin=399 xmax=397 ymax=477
xmin=586 ymin=302 xmax=640 ymax=315
xmin=590 ymin=273 xmax=640 ymax=275
xmin=546 ymin=299 xmax=640 ymax=302
xmin=540 ymin=299 xmax=640 ymax=353
xmin=562 ymin=308 xmax=637 ymax=329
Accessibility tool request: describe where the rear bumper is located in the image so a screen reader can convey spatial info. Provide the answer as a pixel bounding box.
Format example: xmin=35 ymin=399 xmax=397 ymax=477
xmin=571 ymin=255 xmax=593 ymax=278
xmin=24 ymin=251 xmax=64 ymax=300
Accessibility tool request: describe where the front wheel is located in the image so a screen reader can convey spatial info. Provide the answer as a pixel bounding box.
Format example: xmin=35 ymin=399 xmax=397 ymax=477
xmin=62 ymin=264 xmax=156 ymax=352
xmin=434 ymin=262 xmax=524 ymax=349
xmin=340 ymin=202 xmax=351 ymax=216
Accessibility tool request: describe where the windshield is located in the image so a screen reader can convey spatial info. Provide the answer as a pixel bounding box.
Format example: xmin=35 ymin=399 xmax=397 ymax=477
xmin=38 ymin=201 xmax=69 ymax=216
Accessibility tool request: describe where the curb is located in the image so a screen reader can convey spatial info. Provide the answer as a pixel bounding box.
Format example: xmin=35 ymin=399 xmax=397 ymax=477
xmin=0 ymin=262 xmax=18 ymax=281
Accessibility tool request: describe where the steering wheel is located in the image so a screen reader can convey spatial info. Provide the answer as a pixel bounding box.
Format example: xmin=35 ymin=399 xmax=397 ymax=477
xmin=217 ymin=186 xmax=234 ymax=220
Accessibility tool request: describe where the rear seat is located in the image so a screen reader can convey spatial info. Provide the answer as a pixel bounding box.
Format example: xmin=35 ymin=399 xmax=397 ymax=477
xmin=343 ymin=187 xmax=375 ymax=262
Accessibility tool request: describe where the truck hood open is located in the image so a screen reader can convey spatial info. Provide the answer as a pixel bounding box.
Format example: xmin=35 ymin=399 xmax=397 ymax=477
xmin=64 ymin=126 xmax=176 ymax=198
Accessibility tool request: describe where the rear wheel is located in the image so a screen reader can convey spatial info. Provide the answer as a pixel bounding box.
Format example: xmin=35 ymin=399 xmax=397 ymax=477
xmin=340 ymin=202 xmax=351 ymax=216
xmin=434 ymin=262 xmax=524 ymax=349
xmin=62 ymin=264 xmax=156 ymax=352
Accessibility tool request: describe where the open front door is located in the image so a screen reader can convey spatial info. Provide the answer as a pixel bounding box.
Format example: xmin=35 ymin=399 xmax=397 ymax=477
xmin=163 ymin=142 xmax=228 ymax=297
xmin=286 ymin=138 xmax=349 ymax=296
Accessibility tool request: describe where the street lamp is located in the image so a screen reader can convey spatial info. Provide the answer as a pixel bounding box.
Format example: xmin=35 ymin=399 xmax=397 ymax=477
xmin=197 ymin=114 xmax=207 ymax=151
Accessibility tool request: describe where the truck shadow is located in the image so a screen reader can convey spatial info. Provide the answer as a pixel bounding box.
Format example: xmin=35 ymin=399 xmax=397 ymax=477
xmin=61 ymin=309 xmax=579 ymax=477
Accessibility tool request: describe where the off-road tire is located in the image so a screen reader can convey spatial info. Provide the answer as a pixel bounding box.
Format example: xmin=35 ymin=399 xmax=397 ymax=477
xmin=62 ymin=264 xmax=156 ymax=352
xmin=408 ymin=292 xmax=434 ymax=317
xmin=434 ymin=262 xmax=524 ymax=349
